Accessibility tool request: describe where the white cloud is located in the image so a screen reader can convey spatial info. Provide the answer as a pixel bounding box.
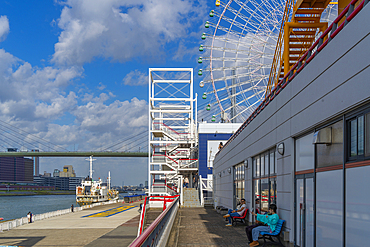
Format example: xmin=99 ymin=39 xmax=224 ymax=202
xmin=0 ymin=47 xmax=148 ymax=154
xmin=35 ymin=92 xmax=77 ymax=119
xmin=52 ymin=0 xmax=205 ymax=66
xmin=97 ymin=82 xmax=106 ymax=90
xmin=122 ymin=69 xmax=147 ymax=86
xmin=172 ymin=41 xmax=199 ymax=62
xmin=0 ymin=16 xmax=9 ymax=42
xmin=74 ymin=97 xmax=147 ymax=133
xmin=0 ymin=49 xmax=83 ymax=118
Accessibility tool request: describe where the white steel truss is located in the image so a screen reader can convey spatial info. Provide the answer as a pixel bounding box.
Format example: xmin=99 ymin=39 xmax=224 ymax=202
xmin=148 ymin=68 xmax=198 ymax=196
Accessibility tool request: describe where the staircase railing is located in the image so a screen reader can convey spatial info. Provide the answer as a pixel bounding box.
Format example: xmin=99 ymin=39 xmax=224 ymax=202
xmin=137 ymin=196 xmax=149 ymax=236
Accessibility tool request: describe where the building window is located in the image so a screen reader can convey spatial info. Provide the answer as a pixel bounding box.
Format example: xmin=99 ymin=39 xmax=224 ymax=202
xmin=295 ymin=133 xmax=315 ymax=171
xmin=233 ymin=163 xmax=245 ymax=207
xmin=348 ymin=112 xmax=370 ymax=161
xmin=253 ymin=148 xmax=276 ymax=214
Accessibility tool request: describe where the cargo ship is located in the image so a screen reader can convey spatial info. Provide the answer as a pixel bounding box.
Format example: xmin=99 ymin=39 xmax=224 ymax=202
xmin=76 ymin=157 xmax=119 ymax=206
xmin=76 ymin=177 xmax=119 ymax=206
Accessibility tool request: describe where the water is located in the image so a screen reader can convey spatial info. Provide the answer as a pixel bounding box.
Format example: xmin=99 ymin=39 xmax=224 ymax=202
xmin=0 ymin=192 xmax=130 ymax=221
xmin=0 ymin=195 xmax=76 ymax=221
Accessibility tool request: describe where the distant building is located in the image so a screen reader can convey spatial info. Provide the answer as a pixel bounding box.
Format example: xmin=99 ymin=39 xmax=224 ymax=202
xmin=42 ymin=171 xmax=51 ymax=177
xmin=69 ymin=177 xmax=83 ymax=191
xmin=33 ymin=176 xmax=83 ymax=191
xmin=139 ymin=183 xmax=143 ymax=188
xmin=7 ymin=148 xmax=18 ymax=152
xmin=53 ymin=169 xmax=60 ymax=177
xmin=59 ymin=165 xmax=76 ymax=177
xmin=0 ymin=157 xmax=33 ymax=182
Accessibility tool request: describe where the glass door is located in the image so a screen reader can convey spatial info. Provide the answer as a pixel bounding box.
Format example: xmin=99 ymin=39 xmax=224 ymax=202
xmin=295 ymin=174 xmax=314 ymax=247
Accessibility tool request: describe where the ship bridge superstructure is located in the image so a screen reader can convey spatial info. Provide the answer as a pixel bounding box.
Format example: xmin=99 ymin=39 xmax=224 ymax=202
xmin=148 ymin=68 xmax=197 ymax=196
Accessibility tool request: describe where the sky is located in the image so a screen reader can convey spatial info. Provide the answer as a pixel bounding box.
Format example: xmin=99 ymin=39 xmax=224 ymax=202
xmin=0 ymin=0 xmax=213 ymax=186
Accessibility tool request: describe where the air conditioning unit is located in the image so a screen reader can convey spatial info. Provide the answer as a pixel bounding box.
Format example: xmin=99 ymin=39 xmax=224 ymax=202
xmin=313 ymin=127 xmax=332 ymax=145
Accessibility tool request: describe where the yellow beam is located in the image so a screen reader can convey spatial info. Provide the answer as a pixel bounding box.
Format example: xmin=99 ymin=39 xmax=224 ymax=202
xmin=338 ymin=0 xmax=352 ymax=15
xmin=283 ymin=22 xmax=328 ymax=75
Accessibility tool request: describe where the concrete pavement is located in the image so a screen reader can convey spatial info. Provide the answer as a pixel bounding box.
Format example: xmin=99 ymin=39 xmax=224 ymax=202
xmin=0 ymin=201 xmax=143 ymax=247
xmin=166 ymin=207 xmax=291 ymax=247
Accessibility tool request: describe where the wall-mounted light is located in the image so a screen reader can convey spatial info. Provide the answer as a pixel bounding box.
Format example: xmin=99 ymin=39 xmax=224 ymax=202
xmin=218 ymin=172 xmax=221 ymax=177
xmin=244 ymin=160 xmax=248 ymax=168
xmin=277 ymin=142 xmax=284 ymax=155
xmin=228 ymin=167 xmax=231 ymax=173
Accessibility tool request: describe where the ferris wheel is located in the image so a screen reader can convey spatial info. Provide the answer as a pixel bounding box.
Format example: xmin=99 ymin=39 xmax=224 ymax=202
xmin=197 ymin=0 xmax=338 ymax=123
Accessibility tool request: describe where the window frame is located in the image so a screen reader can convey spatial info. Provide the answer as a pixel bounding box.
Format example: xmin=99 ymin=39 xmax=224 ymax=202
xmin=346 ymin=106 xmax=370 ymax=162
xmin=252 ymin=147 xmax=277 ymax=215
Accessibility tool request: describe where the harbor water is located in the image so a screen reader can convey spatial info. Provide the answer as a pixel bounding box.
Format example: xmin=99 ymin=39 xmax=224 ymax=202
xmin=0 ymin=193 xmax=129 ymax=221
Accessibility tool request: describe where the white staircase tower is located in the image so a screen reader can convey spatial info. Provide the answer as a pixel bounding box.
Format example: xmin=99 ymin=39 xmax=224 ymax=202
xmin=148 ymin=68 xmax=198 ymax=198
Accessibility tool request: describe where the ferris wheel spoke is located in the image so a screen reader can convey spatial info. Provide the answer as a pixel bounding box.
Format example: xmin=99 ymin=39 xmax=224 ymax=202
xmin=231 ymin=98 xmax=262 ymax=120
xmin=221 ymin=89 xmax=265 ymax=113
xmin=226 ymin=2 xmax=279 ymax=33
xmin=209 ymin=76 xmax=269 ymax=96
xmin=198 ymin=0 xmax=289 ymax=123
xmin=201 ymin=73 xmax=268 ymax=86
xmin=217 ymin=14 xmax=274 ymax=37
xmin=203 ymin=53 xmax=274 ymax=64
xmin=216 ymin=86 xmax=266 ymax=106
xmin=209 ymin=34 xmax=279 ymax=50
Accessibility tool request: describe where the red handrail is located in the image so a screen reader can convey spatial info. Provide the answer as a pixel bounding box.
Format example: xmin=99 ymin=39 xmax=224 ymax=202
xmin=138 ymin=197 xmax=148 ymax=235
xmin=129 ymin=197 xmax=179 ymax=247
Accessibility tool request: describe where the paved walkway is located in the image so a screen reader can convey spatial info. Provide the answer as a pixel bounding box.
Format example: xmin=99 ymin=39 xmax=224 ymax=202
xmin=0 ymin=201 xmax=143 ymax=247
xmin=167 ymin=207 xmax=290 ymax=247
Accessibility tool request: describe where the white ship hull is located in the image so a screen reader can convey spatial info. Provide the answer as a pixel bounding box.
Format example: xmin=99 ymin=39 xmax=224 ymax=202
xmin=76 ymin=179 xmax=119 ymax=206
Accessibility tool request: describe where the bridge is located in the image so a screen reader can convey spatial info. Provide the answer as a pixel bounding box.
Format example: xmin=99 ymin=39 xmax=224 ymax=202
xmin=0 ymin=151 xmax=148 ymax=157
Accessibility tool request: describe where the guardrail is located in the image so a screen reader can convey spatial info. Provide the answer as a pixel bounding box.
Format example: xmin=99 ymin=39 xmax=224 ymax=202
xmin=130 ymin=197 xmax=179 ymax=247
xmin=220 ymin=0 xmax=369 ymax=152
xmin=0 ymin=199 xmax=124 ymax=232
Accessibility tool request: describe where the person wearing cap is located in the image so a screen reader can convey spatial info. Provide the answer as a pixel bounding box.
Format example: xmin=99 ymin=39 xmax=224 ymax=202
xmin=223 ymin=198 xmax=247 ymax=226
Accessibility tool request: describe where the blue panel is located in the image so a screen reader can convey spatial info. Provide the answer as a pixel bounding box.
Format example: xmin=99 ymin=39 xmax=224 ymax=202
xmin=198 ymin=133 xmax=233 ymax=177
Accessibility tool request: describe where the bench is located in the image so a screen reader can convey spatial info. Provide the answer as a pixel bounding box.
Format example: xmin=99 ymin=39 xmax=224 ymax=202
xmin=259 ymin=219 xmax=285 ymax=246
xmin=231 ymin=208 xmax=248 ymax=226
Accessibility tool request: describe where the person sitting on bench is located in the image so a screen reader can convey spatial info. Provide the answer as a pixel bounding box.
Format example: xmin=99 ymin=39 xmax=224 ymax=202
xmin=249 ymin=204 xmax=279 ymax=247
xmin=226 ymin=198 xmax=242 ymax=217
xmin=245 ymin=198 xmax=264 ymax=243
xmin=223 ymin=198 xmax=246 ymax=226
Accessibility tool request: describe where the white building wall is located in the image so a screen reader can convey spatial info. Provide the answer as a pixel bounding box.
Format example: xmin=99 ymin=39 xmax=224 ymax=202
xmin=198 ymin=123 xmax=241 ymax=134
xmin=213 ymin=4 xmax=370 ymax=244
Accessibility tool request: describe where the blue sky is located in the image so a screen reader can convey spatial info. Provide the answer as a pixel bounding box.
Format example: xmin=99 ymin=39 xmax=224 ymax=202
xmin=0 ymin=0 xmax=212 ymax=185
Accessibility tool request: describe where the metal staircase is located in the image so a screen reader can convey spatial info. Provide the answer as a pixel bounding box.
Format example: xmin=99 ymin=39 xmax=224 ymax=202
xmin=267 ymin=0 xmax=338 ymax=95
xmin=148 ymin=68 xmax=198 ymax=199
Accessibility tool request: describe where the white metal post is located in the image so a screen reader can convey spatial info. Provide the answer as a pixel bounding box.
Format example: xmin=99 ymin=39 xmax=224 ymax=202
xmin=180 ymin=176 xmax=183 ymax=206
xmin=148 ymin=68 xmax=151 ymax=196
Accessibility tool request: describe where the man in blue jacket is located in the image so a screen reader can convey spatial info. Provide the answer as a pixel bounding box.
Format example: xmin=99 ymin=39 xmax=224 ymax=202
xmin=249 ymin=204 xmax=279 ymax=247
